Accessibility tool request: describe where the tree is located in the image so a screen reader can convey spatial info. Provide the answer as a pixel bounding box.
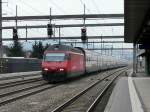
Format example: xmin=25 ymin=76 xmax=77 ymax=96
xmin=8 ymin=41 xmax=24 ymax=57
xmin=44 ymin=43 xmax=50 ymax=50
xmin=31 ymin=41 xmax=50 ymax=59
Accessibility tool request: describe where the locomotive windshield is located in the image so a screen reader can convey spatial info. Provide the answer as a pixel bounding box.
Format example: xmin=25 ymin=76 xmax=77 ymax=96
xmin=44 ymin=53 xmax=65 ymax=62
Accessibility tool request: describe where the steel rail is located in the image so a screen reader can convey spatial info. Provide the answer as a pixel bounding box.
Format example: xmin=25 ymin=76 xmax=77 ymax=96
xmin=51 ymin=68 xmax=126 ymax=112
xmin=0 ymin=73 xmax=41 ymax=81
xmin=0 ymin=77 xmax=42 ymax=89
xmin=0 ymin=81 xmax=47 ymax=98
xmin=0 ymin=84 xmax=60 ymax=106
xmin=86 ymin=70 xmax=126 ymax=112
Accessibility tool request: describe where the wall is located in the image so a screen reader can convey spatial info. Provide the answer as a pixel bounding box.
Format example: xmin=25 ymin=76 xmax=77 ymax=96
xmin=0 ymin=58 xmax=41 ymax=73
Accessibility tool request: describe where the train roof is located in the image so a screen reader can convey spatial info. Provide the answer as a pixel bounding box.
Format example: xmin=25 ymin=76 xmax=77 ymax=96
xmin=46 ymin=44 xmax=83 ymax=54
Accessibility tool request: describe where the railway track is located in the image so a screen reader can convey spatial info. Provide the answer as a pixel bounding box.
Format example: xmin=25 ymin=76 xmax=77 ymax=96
xmin=0 ymin=71 xmax=41 ymax=81
xmin=0 ymin=82 xmax=60 ymax=106
xmin=0 ymin=77 xmax=43 ymax=89
xmin=86 ymin=72 xmax=122 ymax=112
xmin=0 ymin=73 xmax=61 ymax=107
xmin=0 ymin=80 xmax=47 ymax=98
xmin=51 ymin=68 xmax=127 ymax=112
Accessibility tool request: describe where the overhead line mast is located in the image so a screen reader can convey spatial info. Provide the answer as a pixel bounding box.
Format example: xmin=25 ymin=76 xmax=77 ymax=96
xmin=0 ymin=0 xmax=2 ymax=58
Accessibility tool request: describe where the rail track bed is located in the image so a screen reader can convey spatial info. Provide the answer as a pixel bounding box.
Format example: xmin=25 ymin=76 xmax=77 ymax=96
xmin=0 ymin=68 xmax=127 ymax=112
xmin=51 ymin=68 xmax=126 ymax=112
xmin=0 ymin=81 xmax=60 ymax=106
xmin=0 ymin=77 xmax=43 ymax=89
xmin=0 ymin=73 xmax=61 ymax=107
xmin=0 ymin=71 xmax=41 ymax=82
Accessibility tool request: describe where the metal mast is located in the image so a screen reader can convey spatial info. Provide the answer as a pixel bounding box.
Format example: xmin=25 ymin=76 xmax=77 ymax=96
xmin=0 ymin=0 xmax=2 ymax=58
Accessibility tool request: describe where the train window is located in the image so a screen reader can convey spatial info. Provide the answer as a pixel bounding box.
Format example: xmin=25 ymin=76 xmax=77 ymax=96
xmin=44 ymin=53 xmax=65 ymax=62
xmin=65 ymin=54 xmax=71 ymax=60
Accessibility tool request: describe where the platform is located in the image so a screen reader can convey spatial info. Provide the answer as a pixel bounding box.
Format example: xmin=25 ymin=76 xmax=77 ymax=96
xmin=104 ymin=75 xmax=150 ymax=112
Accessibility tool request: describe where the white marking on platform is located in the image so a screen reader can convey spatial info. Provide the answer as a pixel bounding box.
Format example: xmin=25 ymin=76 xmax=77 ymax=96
xmin=128 ymin=77 xmax=144 ymax=112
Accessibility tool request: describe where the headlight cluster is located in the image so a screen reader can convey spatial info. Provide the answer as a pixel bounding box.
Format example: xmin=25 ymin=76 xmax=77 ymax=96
xmin=44 ymin=68 xmax=48 ymax=71
xmin=43 ymin=68 xmax=65 ymax=72
xmin=59 ymin=68 xmax=64 ymax=71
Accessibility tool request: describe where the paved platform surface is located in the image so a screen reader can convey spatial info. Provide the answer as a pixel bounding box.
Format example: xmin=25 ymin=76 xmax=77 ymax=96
xmin=0 ymin=71 xmax=41 ymax=80
xmin=104 ymin=76 xmax=150 ymax=112
xmin=135 ymin=72 xmax=148 ymax=77
xmin=134 ymin=78 xmax=150 ymax=112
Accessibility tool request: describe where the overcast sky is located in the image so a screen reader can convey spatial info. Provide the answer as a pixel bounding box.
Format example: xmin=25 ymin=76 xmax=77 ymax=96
xmin=2 ymin=0 xmax=124 ymax=37
xmin=4 ymin=0 xmax=124 ymax=15
xmin=2 ymin=0 xmax=132 ymax=49
xmin=1 ymin=0 xmax=133 ymax=60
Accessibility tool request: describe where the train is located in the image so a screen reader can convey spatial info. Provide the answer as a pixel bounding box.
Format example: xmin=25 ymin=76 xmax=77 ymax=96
xmin=41 ymin=44 xmax=126 ymax=82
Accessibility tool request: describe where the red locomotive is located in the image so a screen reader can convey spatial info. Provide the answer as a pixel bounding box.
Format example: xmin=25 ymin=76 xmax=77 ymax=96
xmin=42 ymin=44 xmax=126 ymax=82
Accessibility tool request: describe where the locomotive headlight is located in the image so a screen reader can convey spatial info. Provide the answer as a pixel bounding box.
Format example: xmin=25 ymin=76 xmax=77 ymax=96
xmin=44 ymin=68 xmax=48 ymax=71
xmin=59 ymin=68 xmax=64 ymax=71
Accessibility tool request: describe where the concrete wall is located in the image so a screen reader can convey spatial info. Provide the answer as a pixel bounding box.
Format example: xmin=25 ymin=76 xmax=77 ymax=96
xmin=0 ymin=58 xmax=41 ymax=73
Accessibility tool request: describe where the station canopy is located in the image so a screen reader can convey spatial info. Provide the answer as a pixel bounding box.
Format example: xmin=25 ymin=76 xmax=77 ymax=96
xmin=125 ymin=0 xmax=150 ymax=43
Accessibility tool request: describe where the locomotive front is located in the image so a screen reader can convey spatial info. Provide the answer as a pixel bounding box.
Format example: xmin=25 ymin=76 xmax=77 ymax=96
xmin=42 ymin=51 xmax=69 ymax=81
